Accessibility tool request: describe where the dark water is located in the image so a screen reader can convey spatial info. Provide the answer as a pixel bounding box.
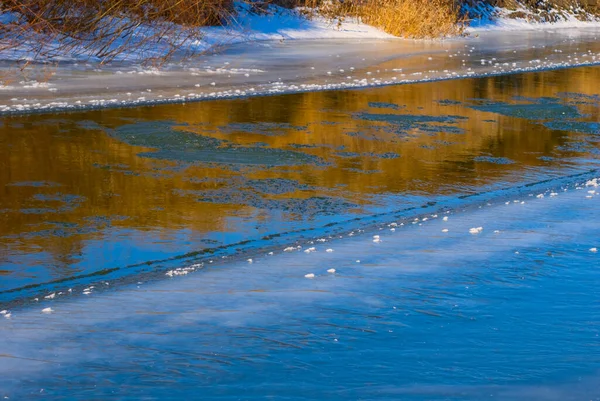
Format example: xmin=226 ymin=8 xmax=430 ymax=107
xmin=1 ymin=66 xmax=600 ymax=297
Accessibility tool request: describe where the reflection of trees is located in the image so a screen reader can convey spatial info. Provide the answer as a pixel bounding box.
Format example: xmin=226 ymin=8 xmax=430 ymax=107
xmin=1 ymin=66 xmax=600 ymax=280
xmin=0 ymin=118 xmax=240 ymax=279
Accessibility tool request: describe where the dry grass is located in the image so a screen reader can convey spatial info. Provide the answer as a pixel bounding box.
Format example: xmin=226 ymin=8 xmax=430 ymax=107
xmin=288 ymin=0 xmax=465 ymax=38
xmin=354 ymin=0 xmax=464 ymax=38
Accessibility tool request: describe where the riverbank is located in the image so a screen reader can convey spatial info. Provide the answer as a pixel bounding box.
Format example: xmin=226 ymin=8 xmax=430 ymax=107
xmin=3 ymin=0 xmax=600 ymax=115
xmin=2 ymin=1 xmax=600 ymax=66
xmin=2 ymin=27 xmax=600 ymax=116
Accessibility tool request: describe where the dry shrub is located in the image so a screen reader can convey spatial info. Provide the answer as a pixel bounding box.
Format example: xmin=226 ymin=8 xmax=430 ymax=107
xmin=292 ymin=0 xmax=465 ymax=38
xmin=0 ymin=0 xmax=234 ymax=63
xmin=355 ymin=0 xmax=465 ymax=38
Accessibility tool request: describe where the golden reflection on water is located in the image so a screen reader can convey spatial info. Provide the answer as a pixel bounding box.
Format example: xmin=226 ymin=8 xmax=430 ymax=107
xmin=1 ymin=66 xmax=600 ymax=286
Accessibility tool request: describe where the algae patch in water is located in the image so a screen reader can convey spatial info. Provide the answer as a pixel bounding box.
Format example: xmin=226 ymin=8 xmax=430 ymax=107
xmin=246 ymin=178 xmax=311 ymax=195
xmin=368 ymin=102 xmax=403 ymax=111
xmin=557 ymin=141 xmax=600 ymax=154
xmin=335 ymin=151 xmax=361 ymax=159
xmin=175 ymin=188 xmax=357 ymax=219
xmin=543 ymin=121 xmax=600 ymax=135
xmin=1 ymin=219 xmax=115 ymax=241
xmin=437 ymin=99 xmax=462 ymax=106
xmin=219 ymin=122 xmax=308 ymax=136
xmin=6 ymin=193 xmax=87 ymax=215
xmin=6 ymin=181 xmax=62 ymax=188
xmin=467 ymin=95 xmax=599 ymax=137
xmin=557 ymin=92 xmax=600 ymax=105
xmin=468 ymin=99 xmax=581 ymax=120
xmin=473 ymin=156 xmax=516 ymax=165
xmin=32 ymin=193 xmax=86 ymax=204
xmin=354 ymin=113 xmax=467 ymax=137
xmin=335 ymin=151 xmax=400 ymax=160
xmin=109 ymin=121 xmax=324 ymax=166
xmin=355 ymin=113 xmax=466 ymax=126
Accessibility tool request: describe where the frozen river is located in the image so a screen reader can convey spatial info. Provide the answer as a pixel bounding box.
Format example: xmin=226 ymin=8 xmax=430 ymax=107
xmin=1 ymin=56 xmax=600 ymax=399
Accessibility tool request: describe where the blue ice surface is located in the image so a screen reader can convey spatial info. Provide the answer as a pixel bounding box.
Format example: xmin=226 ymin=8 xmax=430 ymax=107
xmin=1 ymin=179 xmax=599 ymax=400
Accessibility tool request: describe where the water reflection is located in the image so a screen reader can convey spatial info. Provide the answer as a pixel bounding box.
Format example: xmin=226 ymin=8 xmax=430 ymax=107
xmin=1 ymin=66 xmax=600 ymax=291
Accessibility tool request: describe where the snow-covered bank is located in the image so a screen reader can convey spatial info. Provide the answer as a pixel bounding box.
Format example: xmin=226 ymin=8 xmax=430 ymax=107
xmin=2 ymin=27 xmax=600 ymax=115
xmin=0 ymin=3 xmax=393 ymax=63
xmin=1 ymin=2 xmax=599 ymax=64
xmin=1 ymin=175 xmax=599 ymax=399
xmin=470 ymin=12 xmax=600 ymax=32
xmin=2 ymin=1 xmax=600 ymax=64
xmin=464 ymin=0 xmax=600 ymax=32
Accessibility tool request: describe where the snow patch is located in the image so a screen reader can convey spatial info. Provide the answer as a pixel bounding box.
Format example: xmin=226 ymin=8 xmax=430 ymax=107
xmin=467 ymin=2 xmax=600 ymax=33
